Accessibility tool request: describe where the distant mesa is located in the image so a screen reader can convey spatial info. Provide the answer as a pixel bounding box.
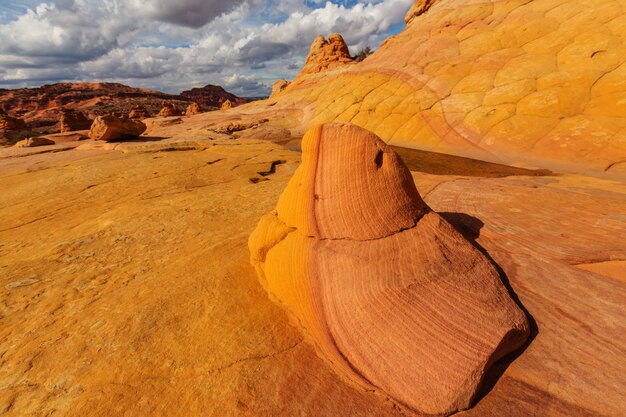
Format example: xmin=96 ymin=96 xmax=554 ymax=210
xmin=185 ymin=102 xmax=202 ymax=116
xmin=59 ymin=109 xmax=91 ymax=132
xmin=249 ymin=123 xmax=530 ymax=416
xmin=158 ymin=102 xmax=181 ymax=118
xmin=180 ymin=84 xmax=247 ymax=110
xmin=128 ymin=105 xmax=150 ymax=120
xmin=89 ymin=115 xmax=147 ymax=142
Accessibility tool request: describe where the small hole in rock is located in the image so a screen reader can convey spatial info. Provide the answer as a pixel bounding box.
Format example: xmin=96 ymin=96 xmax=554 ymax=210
xmin=375 ymin=150 xmax=384 ymax=168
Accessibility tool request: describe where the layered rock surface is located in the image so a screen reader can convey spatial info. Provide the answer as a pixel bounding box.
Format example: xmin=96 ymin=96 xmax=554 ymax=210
xmin=158 ymin=102 xmax=181 ymax=118
xmin=249 ymin=123 xmax=530 ymax=415
xmin=267 ymin=0 xmax=626 ymax=176
xmin=60 ymin=109 xmax=91 ymax=132
xmin=180 ymin=84 xmax=247 ymax=109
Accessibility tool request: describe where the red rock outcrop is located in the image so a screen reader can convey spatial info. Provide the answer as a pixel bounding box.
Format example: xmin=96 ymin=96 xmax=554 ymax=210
xmin=88 ymin=115 xmax=146 ymax=142
xmin=158 ymin=102 xmax=181 ymax=118
xmin=0 ymin=111 xmax=26 ymax=131
xmin=298 ymin=33 xmax=354 ymax=77
xmin=59 ymin=109 xmax=91 ymax=132
xmin=249 ymin=123 xmax=529 ymax=416
xmin=128 ymin=105 xmax=150 ymax=119
xmin=180 ymin=84 xmax=247 ymax=110
xmin=0 ymin=83 xmax=191 ymax=129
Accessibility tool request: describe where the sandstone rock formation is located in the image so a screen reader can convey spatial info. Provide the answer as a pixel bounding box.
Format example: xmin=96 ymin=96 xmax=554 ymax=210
xmin=249 ymin=123 xmax=529 ymax=416
xmin=59 ymin=109 xmax=91 ymax=132
xmin=128 ymin=105 xmax=150 ymax=119
xmin=267 ymin=0 xmax=626 ymax=176
xmin=12 ymin=136 xmax=55 ymax=148
xmin=180 ymin=84 xmax=247 ymax=109
xmin=88 ymin=115 xmax=147 ymax=142
xmin=185 ymin=102 xmax=202 ymax=116
xmin=0 ymin=111 xmax=26 ymax=131
xmin=0 ymin=82 xmax=191 ymax=129
xmin=405 ymin=0 xmax=440 ymax=24
xmin=158 ymin=102 xmax=181 ymax=118
xmin=271 ymin=79 xmax=290 ymax=97
xmin=298 ymin=33 xmax=354 ymax=77
xmin=220 ymin=99 xmax=233 ymax=110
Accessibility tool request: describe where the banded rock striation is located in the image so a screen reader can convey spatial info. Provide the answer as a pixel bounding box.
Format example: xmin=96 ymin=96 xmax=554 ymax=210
xmin=249 ymin=123 xmax=530 ymax=416
xmin=60 ymin=109 xmax=91 ymax=132
xmin=298 ymin=33 xmax=354 ymax=78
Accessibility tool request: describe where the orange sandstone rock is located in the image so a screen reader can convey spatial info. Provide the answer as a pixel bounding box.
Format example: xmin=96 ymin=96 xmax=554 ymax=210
xmin=185 ymin=102 xmax=202 ymax=116
xmin=158 ymin=102 xmax=180 ymax=117
xmin=88 ymin=115 xmax=146 ymax=142
xmin=220 ymin=99 xmax=233 ymax=110
xmin=298 ymin=33 xmax=354 ymax=77
xmin=249 ymin=123 xmax=530 ymax=416
xmin=271 ymin=79 xmax=290 ymax=97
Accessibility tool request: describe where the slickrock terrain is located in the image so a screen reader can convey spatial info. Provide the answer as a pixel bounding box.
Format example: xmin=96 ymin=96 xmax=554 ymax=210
xmin=11 ymin=137 xmax=55 ymax=148
xmin=88 ymin=116 xmax=147 ymax=142
xmin=180 ymin=84 xmax=248 ymax=110
xmin=221 ymin=100 xmax=233 ymax=110
xmin=60 ymin=109 xmax=92 ymax=133
xmin=269 ymin=0 xmax=626 ymax=177
xmin=1 ymin=0 xmax=626 ymax=416
xmin=249 ymin=123 xmax=529 ymax=415
xmin=0 ymin=102 xmax=624 ymax=415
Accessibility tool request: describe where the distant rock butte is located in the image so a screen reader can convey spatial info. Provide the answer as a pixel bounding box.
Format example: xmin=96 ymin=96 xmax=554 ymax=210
xmin=59 ymin=109 xmax=91 ymax=132
xmin=88 ymin=115 xmax=146 ymax=142
xmin=180 ymin=84 xmax=247 ymax=110
xmin=249 ymin=123 xmax=530 ymax=416
xmin=266 ymin=0 xmax=626 ymax=176
xmin=298 ymin=33 xmax=354 ymax=78
xmin=158 ymin=102 xmax=181 ymax=118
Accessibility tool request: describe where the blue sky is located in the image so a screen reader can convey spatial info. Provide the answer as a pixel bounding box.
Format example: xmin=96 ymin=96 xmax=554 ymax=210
xmin=0 ymin=0 xmax=413 ymax=95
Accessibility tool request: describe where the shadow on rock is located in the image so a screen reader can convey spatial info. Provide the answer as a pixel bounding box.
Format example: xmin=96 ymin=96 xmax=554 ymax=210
xmin=440 ymin=211 xmax=539 ymax=406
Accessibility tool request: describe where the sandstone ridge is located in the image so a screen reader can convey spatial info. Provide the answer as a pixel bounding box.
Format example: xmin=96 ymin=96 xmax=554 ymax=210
xmin=266 ymin=0 xmax=626 ymax=177
xmin=249 ymin=123 xmax=530 ymax=416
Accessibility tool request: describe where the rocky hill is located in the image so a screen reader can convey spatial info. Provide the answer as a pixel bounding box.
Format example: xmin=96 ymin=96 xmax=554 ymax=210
xmin=180 ymin=84 xmax=248 ymax=110
xmin=0 ymin=82 xmax=248 ymax=132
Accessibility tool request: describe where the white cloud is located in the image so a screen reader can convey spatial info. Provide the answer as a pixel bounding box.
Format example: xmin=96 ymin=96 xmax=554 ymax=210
xmin=0 ymin=0 xmax=413 ymax=95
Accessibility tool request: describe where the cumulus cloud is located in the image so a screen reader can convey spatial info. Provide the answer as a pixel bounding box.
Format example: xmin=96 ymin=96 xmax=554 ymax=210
xmin=0 ymin=0 xmax=413 ymax=95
